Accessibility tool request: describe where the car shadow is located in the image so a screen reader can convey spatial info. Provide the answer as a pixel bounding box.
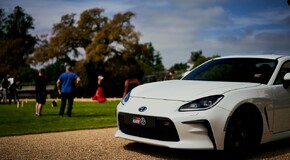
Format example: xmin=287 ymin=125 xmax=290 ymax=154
xmin=251 ymin=138 xmax=290 ymax=159
xmin=39 ymin=113 xmax=108 ymax=117
xmin=124 ymin=142 xmax=227 ymax=160
xmin=123 ymin=138 xmax=290 ymax=160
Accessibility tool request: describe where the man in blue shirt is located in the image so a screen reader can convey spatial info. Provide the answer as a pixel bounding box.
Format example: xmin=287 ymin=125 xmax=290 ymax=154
xmin=56 ymin=66 xmax=81 ymax=117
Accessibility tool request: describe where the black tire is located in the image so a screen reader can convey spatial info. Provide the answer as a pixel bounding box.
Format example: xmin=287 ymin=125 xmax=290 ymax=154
xmin=224 ymin=107 xmax=262 ymax=157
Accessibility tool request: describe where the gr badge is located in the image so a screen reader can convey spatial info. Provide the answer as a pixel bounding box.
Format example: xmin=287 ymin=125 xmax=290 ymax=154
xmin=132 ymin=117 xmax=146 ymax=126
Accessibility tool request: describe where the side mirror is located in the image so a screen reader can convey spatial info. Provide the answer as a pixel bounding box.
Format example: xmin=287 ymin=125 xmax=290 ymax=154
xmin=283 ymin=73 xmax=290 ymax=89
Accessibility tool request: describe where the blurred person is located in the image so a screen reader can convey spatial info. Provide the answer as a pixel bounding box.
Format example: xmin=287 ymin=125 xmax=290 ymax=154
xmin=1 ymin=75 xmax=9 ymax=104
xmin=92 ymin=75 xmax=106 ymax=103
xmin=56 ymin=66 xmax=81 ymax=117
xmin=9 ymin=80 xmax=21 ymax=104
xmin=35 ymin=69 xmax=47 ymax=116
xmin=164 ymin=69 xmax=175 ymax=80
xmin=123 ymin=77 xmax=140 ymax=98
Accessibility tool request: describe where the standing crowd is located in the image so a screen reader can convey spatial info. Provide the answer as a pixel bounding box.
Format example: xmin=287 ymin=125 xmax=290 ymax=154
xmin=2 ymin=65 xmax=144 ymax=117
xmin=34 ymin=65 xmax=82 ymax=117
xmin=1 ymin=74 xmax=21 ymax=104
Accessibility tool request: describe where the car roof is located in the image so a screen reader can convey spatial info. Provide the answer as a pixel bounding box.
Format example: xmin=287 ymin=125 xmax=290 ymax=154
xmin=215 ymin=54 xmax=286 ymax=60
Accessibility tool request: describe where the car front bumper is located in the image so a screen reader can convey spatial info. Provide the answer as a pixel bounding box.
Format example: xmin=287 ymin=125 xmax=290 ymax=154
xmin=115 ymin=98 xmax=230 ymax=150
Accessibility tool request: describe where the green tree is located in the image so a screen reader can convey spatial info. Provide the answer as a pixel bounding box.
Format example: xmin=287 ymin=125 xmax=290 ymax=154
xmin=170 ymin=63 xmax=189 ymax=79
xmin=33 ymin=14 xmax=78 ymax=66
xmin=0 ymin=6 xmax=36 ymax=81
xmin=33 ymin=9 xmax=108 ymax=66
xmin=32 ymin=8 xmax=108 ymax=91
xmin=134 ymin=43 xmax=164 ymax=74
xmin=190 ymin=50 xmax=220 ymax=69
xmin=33 ymin=8 xmax=164 ymax=97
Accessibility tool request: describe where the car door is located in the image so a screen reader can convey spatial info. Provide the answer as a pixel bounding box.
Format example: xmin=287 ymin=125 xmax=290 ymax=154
xmin=272 ymin=61 xmax=290 ymax=133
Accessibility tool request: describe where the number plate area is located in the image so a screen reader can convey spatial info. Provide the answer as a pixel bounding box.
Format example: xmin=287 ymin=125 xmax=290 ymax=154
xmin=124 ymin=114 xmax=156 ymax=128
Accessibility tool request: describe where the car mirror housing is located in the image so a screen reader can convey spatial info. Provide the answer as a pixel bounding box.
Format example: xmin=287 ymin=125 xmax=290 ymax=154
xmin=283 ymin=73 xmax=290 ymax=89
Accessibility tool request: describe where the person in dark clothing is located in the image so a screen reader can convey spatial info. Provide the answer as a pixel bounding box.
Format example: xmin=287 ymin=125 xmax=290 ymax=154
xmin=35 ymin=69 xmax=47 ymax=116
xmin=1 ymin=75 xmax=9 ymax=104
xmin=56 ymin=66 xmax=81 ymax=117
xmin=9 ymin=80 xmax=20 ymax=104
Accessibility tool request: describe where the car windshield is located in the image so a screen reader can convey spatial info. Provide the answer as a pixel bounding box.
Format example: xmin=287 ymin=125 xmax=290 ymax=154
xmin=182 ymin=58 xmax=277 ymax=84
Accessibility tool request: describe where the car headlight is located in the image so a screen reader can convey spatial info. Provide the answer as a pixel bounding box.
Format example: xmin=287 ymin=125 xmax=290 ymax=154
xmin=179 ymin=95 xmax=224 ymax=111
xmin=121 ymin=91 xmax=131 ymax=105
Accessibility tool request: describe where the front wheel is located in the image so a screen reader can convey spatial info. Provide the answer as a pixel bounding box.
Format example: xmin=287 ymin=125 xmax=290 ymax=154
xmin=224 ymin=107 xmax=262 ymax=156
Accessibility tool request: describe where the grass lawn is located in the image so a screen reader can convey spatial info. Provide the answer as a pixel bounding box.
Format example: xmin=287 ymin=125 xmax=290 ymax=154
xmin=0 ymin=100 xmax=120 ymax=137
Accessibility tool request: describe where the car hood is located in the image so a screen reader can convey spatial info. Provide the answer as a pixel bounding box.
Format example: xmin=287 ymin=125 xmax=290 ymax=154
xmin=131 ymin=80 xmax=260 ymax=102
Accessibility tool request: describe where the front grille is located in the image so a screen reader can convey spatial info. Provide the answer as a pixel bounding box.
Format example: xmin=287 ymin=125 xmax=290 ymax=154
xmin=118 ymin=112 xmax=180 ymax=141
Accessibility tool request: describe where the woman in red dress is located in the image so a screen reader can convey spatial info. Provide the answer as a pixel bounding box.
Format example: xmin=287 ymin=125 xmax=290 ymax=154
xmin=92 ymin=75 xmax=106 ymax=103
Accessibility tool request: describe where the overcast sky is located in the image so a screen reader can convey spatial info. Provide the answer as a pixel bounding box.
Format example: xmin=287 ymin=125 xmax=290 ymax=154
xmin=1 ymin=0 xmax=290 ymax=68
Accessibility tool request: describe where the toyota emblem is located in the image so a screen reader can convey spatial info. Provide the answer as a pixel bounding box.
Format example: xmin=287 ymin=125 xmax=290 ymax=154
xmin=138 ymin=106 xmax=147 ymax=112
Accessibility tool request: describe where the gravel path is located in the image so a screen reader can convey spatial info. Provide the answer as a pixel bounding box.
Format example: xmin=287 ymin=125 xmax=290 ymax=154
xmin=1 ymin=127 xmax=290 ymax=160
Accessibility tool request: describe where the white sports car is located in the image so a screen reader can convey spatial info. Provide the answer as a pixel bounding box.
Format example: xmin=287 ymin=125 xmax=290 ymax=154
xmin=115 ymin=55 xmax=290 ymax=154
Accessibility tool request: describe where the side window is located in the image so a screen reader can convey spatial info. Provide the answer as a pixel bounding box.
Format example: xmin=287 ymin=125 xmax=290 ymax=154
xmin=254 ymin=62 xmax=275 ymax=84
xmin=274 ymin=61 xmax=290 ymax=85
